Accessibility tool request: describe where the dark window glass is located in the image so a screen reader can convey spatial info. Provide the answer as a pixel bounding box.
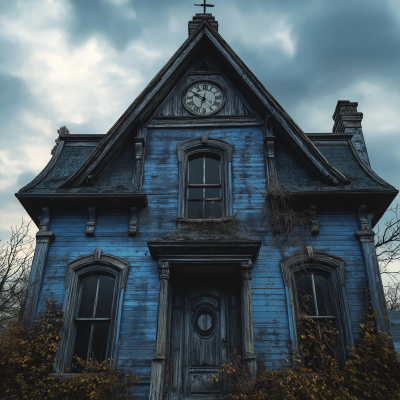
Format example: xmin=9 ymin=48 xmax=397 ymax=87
xmin=314 ymin=274 xmax=331 ymax=316
xmin=188 ymin=201 xmax=203 ymax=219
xmin=296 ymin=274 xmax=316 ymax=315
xmin=188 ymin=188 xmax=203 ymax=200
xmin=90 ymin=321 xmax=110 ymax=362
xmin=205 ymin=188 xmax=220 ymax=199
xmin=78 ymin=277 xmax=98 ymax=318
xmin=187 ymin=155 xmax=221 ymax=218
xmin=205 ymin=201 xmax=220 ymax=218
xmin=72 ymin=275 xmax=115 ymax=368
xmin=95 ymin=277 xmax=115 ymax=318
xmin=189 ymin=158 xmax=203 ymax=184
xmin=205 ymin=157 xmax=220 ymax=184
xmin=72 ymin=321 xmax=92 ymax=365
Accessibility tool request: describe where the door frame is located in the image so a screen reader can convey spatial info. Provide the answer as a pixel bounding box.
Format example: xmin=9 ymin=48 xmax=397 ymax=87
xmin=149 ymin=258 xmax=256 ymax=400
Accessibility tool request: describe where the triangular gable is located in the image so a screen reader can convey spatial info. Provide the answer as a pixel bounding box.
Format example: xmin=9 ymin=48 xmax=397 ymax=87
xmin=60 ymin=20 xmax=350 ymax=189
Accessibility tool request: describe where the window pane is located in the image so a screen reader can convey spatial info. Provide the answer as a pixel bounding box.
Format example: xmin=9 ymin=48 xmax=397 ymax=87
xmin=78 ymin=277 xmax=98 ymax=318
xmin=314 ymin=274 xmax=332 ymax=316
xmin=296 ymin=274 xmax=316 ymax=315
xmin=90 ymin=321 xmax=110 ymax=362
xmin=189 ymin=158 xmax=203 ymax=184
xmin=188 ymin=201 xmax=203 ymax=218
xmin=205 ymin=157 xmax=220 ymax=184
xmin=72 ymin=321 xmax=92 ymax=367
xmin=95 ymin=277 xmax=115 ymax=318
xmin=205 ymin=187 xmax=220 ymax=199
xmin=188 ymin=188 xmax=203 ymax=199
xmin=205 ymin=201 xmax=221 ymax=218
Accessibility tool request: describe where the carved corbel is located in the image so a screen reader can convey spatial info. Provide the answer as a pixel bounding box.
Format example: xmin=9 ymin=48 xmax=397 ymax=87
xmin=39 ymin=207 xmax=51 ymax=232
xmin=85 ymin=207 xmax=96 ymax=236
xmin=240 ymin=260 xmax=253 ymax=280
xmin=355 ymin=205 xmax=375 ymax=242
xmin=157 ymin=261 xmax=170 ymax=281
xmin=309 ymin=204 xmax=320 ymax=235
xmin=129 ymin=207 xmax=138 ymax=236
xmin=264 ymin=116 xmax=277 ymax=187
xmin=36 ymin=207 xmax=55 ymax=242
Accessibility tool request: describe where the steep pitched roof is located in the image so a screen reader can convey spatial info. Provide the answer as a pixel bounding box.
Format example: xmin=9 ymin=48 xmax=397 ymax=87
xmin=58 ymin=20 xmax=351 ymax=189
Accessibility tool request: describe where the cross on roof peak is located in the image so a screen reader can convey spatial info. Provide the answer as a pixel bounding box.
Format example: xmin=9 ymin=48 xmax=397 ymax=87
xmin=194 ymin=0 xmax=214 ymax=14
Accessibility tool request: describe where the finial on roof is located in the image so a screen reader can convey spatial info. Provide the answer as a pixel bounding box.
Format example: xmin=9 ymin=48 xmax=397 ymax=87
xmin=194 ymin=0 xmax=214 ymax=14
xmin=51 ymin=126 xmax=70 ymax=155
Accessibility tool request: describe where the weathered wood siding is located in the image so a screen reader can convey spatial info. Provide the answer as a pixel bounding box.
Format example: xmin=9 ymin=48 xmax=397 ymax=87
xmin=36 ymin=126 xmax=368 ymax=398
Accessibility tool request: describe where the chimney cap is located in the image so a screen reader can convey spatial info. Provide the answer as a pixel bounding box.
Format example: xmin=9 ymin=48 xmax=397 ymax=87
xmin=188 ymin=13 xmax=218 ymax=36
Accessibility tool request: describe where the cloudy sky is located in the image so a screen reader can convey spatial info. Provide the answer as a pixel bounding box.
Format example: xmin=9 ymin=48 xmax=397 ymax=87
xmin=1 ymin=0 xmax=400 ymax=279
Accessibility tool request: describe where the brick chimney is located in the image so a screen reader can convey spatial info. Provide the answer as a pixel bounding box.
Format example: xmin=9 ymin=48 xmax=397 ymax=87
xmin=332 ymin=100 xmax=370 ymax=166
xmin=188 ymin=13 xmax=218 ymax=36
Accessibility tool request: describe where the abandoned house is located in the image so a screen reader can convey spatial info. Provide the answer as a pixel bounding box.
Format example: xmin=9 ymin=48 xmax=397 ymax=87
xmin=16 ymin=10 xmax=397 ymax=400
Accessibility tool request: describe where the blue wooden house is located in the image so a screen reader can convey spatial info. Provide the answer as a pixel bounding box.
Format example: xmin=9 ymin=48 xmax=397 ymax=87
xmin=16 ymin=12 xmax=397 ymax=400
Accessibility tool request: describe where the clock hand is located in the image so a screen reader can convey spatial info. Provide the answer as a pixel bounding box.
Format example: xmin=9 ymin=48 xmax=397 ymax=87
xmin=190 ymin=91 xmax=206 ymax=101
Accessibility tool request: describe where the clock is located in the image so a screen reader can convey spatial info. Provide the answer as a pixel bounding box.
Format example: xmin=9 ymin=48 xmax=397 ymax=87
xmin=183 ymin=81 xmax=225 ymax=116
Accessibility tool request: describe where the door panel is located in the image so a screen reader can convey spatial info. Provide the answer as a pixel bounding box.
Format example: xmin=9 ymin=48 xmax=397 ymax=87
xmin=184 ymin=289 xmax=226 ymax=398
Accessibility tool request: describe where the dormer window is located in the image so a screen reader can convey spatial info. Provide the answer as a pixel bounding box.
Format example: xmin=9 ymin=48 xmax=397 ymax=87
xmin=188 ymin=155 xmax=221 ymax=218
xmin=177 ymin=136 xmax=234 ymax=220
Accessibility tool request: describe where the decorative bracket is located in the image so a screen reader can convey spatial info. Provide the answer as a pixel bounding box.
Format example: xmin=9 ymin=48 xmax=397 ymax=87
xmin=129 ymin=207 xmax=138 ymax=236
xmin=309 ymin=204 xmax=320 ymax=235
xmin=39 ymin=207 xmax=51 ymax=232
xmin=157 ymin=260 xmax=170 ymax=280
xmin=240 ymin=260 xmax=253 ymax=280
xmin=264 ymin=116 xmax=277 ymax=186
xmin=355 ymin=205 xmax=375 ymax=242
xmin=85 ymin=207 xmax=96 ymax=236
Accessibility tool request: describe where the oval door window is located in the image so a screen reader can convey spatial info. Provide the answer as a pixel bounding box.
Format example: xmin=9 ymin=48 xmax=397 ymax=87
xmin=196 ymin=310 xmax=215 ymax=336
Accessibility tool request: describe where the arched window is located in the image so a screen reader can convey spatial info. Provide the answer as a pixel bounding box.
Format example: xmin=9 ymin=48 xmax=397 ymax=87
xmin=187 ymin=154 xmax=221 ymax=219
xmin=177 ymin=136 xmax=234 ymax=220
xmin=280 ymin=250 xmax=354 ymax=367
xmin=72 ymin=275 xmax=116 ymax=369
xmin=56 ymin=250 xmax=129 ymax=373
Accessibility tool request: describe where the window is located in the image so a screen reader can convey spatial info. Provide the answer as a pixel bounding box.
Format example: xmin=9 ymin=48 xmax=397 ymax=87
xmin=177 ymin=136 xmax=234 ymax=220
xmin=187 ymin=155 xmax=221 ymax=218
xmin=280 ymin=250 xmax=354 ymax=367
xmin=56 ymin=250 xmax=129 ymax=373
xmin=71 ymin=275 xmax=116 ymax=370
xmin=296 ymin=272 xmax=335 ymax=320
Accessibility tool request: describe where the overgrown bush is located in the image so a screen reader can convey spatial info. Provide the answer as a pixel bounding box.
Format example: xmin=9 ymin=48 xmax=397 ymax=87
xmin=215 ymin=311 xmax=400 ymax=400
xmin=0 ymin=299 xmax=138 ymax=400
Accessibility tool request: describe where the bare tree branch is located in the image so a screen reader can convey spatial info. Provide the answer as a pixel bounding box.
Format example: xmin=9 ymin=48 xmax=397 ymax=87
xmin=384 ymin=282 xmax=400 ymax=311
xmin=375 ymin=203 xmax=400 ymax=279
xmin=0 ymin=220 xmax=34 ymax=335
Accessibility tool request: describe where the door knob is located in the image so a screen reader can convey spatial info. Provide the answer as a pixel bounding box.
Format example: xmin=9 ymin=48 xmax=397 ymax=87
xmin=222 ymin=337 xmax=226 ymax=348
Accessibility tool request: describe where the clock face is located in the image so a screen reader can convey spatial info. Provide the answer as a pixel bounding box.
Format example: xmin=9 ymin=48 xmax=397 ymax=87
xmin=183 ymin=81 xmax=225 ymax=116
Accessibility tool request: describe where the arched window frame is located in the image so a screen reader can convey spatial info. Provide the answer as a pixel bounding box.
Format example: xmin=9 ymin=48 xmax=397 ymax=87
xmin=280 ymin=249 xmax=354 ymax=367
xmin=56 ymin=249 xmax=129 ymax=373
xmin=177 ymin=135 xmax=234 ymax=219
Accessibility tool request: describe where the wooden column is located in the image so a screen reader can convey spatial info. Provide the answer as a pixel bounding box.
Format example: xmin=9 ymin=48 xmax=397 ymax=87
xmin=356 ymin=205 xmax=393 ymax=343
xmin=150 ymin=261 xmax=170 ymax=400
xmin=23 ymin=208 xmax=55 ymax=329
xmin=240 ymin=260 xmax=257 ymax=379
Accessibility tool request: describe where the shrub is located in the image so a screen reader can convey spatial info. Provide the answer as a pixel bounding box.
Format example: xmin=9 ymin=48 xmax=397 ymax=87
xmin=0 ymin=299 xmax=138 ymax=400
xmin=215 ymin=311 xmax=400 ymax=400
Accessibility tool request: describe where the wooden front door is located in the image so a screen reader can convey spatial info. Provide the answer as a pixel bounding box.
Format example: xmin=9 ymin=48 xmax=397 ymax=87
xmin=183 ymin=288 xmax=226 ymax=398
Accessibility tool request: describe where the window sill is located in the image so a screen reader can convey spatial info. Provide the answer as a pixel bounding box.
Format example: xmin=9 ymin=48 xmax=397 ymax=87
xmin=177 ymin=216 xmax=234 ymax=224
